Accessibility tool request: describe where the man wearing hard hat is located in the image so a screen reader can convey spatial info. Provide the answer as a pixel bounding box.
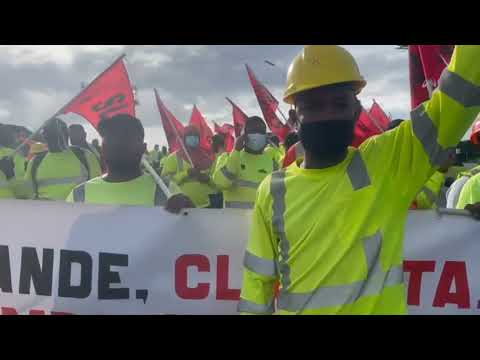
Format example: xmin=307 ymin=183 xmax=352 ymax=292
xmin=238 ymin=45 xmax=480 ymax=315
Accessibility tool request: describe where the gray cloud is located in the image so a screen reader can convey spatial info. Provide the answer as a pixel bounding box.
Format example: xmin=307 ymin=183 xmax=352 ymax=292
xmin=0 ymin=45 xmax=413 ymax=145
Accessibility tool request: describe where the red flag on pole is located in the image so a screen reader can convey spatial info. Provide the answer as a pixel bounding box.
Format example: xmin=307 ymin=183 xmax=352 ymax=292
xmin=213 ymin=121 xmax=235 ymax=152
xmin=245 ymin=64 xmax=287 ymax=141
xmin=189 ymin=105 xmax=214 ymax=153
xmin=226 ymin=97 xmax=248 ymax=138
xmin=418 ymin=45 xmax=454 ymax=95
xmin=408 ymin=45 xmax=430 ymax=110
xmin=154 ymin=89 xmax=185 ymax=153
xmin=408 ymin=45 xmax=454 ymax=109
xmin=58 ymin=55 xmax=136 ymax=129
xmin=351 ymin=109 xmax=384 ymax=148
xmin=369 ymin=100 xmax=391 ymax=130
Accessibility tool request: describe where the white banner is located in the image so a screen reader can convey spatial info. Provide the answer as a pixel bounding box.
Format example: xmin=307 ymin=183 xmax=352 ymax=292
xmin=1 ymin=200 xmax=479 ymax=315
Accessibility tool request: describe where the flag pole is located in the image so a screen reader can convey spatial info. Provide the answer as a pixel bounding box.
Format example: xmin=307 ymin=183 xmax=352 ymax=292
xmin=141 ymin=156 xmax=171 ymax=198
xmin=154 ymin=89 xmax=195 ymax=168
xmin=10 ymin=53 xmax=128 ymax=157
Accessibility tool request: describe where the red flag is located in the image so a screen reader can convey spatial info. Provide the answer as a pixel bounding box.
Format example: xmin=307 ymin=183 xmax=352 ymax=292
xmin=245 ymin=64 xmax=287 ymax=141
xmin=226 ymin=97 xmax=248 ymax=137
xmin=352 ymin=109 xmax=383 ymax=148
xmin=369 ymin=100 xmax=390 ymax=130
xmin=154 ymin=89 xmax=185 ymax=153
xmin=409 ymin=45 xmax=430 ymax=109
xmin=59 ymin=55 xmax=135 ymax=129
xmin=418 ymin=45 xmax=454 ymax=94
xmin=213 ymin=121 xmax=235 ymax=152
xmin=408 ymin=45 xmax=454 ymax=109
xmin=189 ymin=105 xmax=214 ymax=153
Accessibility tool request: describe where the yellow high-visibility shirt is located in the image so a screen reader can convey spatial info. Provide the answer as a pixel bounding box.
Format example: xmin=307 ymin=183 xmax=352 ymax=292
xmin=265 ymin=145 xmax=284 ymax=164
xmin=212 ymin=149 xmax=279 ymax=209
xmin=66 ymin=173 xmax=181 ymax=207
xmin=0 ymin=147 xmax=27 ymax=198
xmin=0 ymin=170 xmax=13 ymax=199
xmin=160 ymin=152 xmax=216 ymax=208
xmin=414 ymin=171 xmax=446 ymax=209
xmin=456 ymin=172 xmax=480 ymax=209
xmin=24 ymin=148 xmax=102 ymax=201
xmin=211 ymin=152 xmax=229 ymax=174
xmin=239 ymin=45 xmax=480 ymax=315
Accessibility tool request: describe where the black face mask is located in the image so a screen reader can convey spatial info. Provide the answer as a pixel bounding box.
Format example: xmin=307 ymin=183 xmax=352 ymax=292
xmin=298 ymin=120 xmax=355 ymax=157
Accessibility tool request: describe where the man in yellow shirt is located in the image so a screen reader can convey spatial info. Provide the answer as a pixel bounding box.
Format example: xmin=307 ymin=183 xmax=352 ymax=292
xmin=67 ymin=114 xmax=193 ymax=213
xmin=24 ymin=118 xmax=102 ymax=201
xmin=239 ymin=45 xmax=480 ymax=315
xmin=213 ymin=116 xmax=280 ymax=210
xmin=161 ymin=126 xmax=216 ymax=208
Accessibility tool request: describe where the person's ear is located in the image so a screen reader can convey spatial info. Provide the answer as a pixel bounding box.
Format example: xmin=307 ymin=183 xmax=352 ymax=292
xmin=353 ymin=99 xmax=362 ymax=123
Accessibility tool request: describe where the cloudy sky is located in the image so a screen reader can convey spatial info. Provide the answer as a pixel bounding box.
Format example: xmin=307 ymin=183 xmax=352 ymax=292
xmin=0 ymin=45 xmax=415 ymax=148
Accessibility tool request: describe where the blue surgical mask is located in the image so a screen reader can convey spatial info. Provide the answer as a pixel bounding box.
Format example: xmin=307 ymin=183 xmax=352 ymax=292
xmin=185 ymin=136 xmax=200 ymax=148
xmin=246 ymin=133 xmax=267 ymax=152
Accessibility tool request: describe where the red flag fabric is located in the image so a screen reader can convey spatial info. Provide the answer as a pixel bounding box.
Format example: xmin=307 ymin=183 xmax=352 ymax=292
xmin=59 ymin=55 xmax=135 ymax=129
xmin=213 ymin=122 xmax=235 ymax=152
xmin=352 ymin=109 xmax=384 ymax=148
xmin=245 ymin=64 xmax=287 ymax=142
xmin=189 ymin=105 xmax=214 ymax=153
xmin=369 ymin=100 xmax=391 ymax=130
xmin=418 ymin=45 xmax=454 ymax=93
xmin=154 ymin=89 xmax=185 ymax=153
xmin=408 ymin=45 xmax=454 ymax=109
xmin=226 ymin=97 xmax=248 ymax=137
xmin=409 ymin=45 xmax=430 ymax=110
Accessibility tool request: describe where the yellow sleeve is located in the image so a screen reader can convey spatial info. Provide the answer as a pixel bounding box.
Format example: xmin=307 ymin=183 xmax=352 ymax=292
xmin=456 ymin=173 xmax=480 ymax=209
xmin=212 ymin=150 xmax=240 ymax=190
xmin=160 ymin=153 xmax=190 ymax=185
xmin=415 ymin=171 xmax=446 ymax=209
xmin=86 ymin=151 xmax=102 ymax=178
xmin=361 ymin=45 xmax=480 ymax=206
xmin=22 ymin=158 xmax=35 ymax=200
xmin=66 ymin=190 xmax=74 ymax=203
xmin=238 ymin=175 xmax=278 ymax=315
xmin=12 ymin=154 xmax=29 ymax=199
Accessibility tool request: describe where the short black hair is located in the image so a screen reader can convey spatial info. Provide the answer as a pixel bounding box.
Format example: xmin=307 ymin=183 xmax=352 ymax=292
xmin=245 ymin=116 xmax=266 ymax=131
xmin=387 ymin=119 xmax=404 ymax=130
xmin=284 ymin=132 xmax=299 ymax=150
xmin=44 ymin=118 xmax=69 ymax=138
xmin=69 ymin=124 xmax=84 ymax=130
xmin=98 ymin=114 xmax=145 ymax=140
xmin=212 ymin=134 xmax=225 ymax=152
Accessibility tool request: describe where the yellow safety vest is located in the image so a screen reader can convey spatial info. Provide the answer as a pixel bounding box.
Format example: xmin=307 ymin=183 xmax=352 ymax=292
xmin=265 ymin=145 xmax=285 ymax=165
xmin=24 ymin=148 xmax=102 ymax=201
xmin=0 ymin=147 xmax=27 ymax=198
xmin=213 ymin=150 xmax=279 ymax=209
xmin=455 ymin=165 xmax=480 ymax=209
xmin=413 ymin=171 xmax=446 ymax=209
xmin=66 ymin=173 xmax=181 ymax=207
xmin=239 ymin=45 xmax=480 ymax=315
xmin=211 ymin=152 xmax=229 ymax=174
xmin=0 ymin=170 xmax=13 ymax=199
xmin=160 ymin=152 xmax=216 ymax=208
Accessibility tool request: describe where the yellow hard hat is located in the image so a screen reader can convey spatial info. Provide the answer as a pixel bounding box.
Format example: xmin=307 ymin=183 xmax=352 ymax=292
xmin=283 ymin=45 xmax=367 ymax=104
xmin=30 ymin=142 xmax=47 ymax=154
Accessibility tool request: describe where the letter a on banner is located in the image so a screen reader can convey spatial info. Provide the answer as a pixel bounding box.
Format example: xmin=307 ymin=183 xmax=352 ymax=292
xmin=58 ymin=54 xmax=136 ymax=129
